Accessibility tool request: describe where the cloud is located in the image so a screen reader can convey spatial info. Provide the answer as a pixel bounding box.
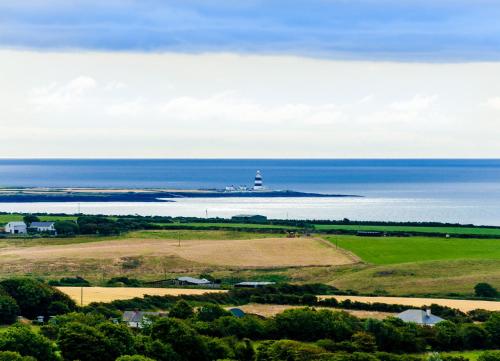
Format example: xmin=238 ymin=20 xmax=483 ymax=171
xmin=1 ymin=1 xmax=500 ymax=61
xmin=483 ymin=96 xmax=500 ymax=110
xmin=29 ymin=76 xmax=97 ymax=110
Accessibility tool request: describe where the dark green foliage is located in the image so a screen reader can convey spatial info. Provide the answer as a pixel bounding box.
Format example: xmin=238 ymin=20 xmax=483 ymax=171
xmin=460 ymin=323 xmax=489 ymax=349
xmin=256 ymin=339 xmax=327 ymax=361
xmin=98 ymin=323 xmax=136 ymax=358
xmin=478 ymin=351 xmax=500 ymax=361
xmin=234 ymin=338 xmax=255 ymax=361
xmin=134 ymin=336 xmax=179 ymax=361
xmin=0 ymin=325 xmax=58 ymax=361
xmin=196 ymin=304 xmax=231 ymax=322
xmin=432 ymin=321 xmax=460 ymax=350
xmin=116 ymin=356 xmax=156 ymax=361
xmin=54 ymin=220 xmax=79 ymax=235
xmin=0 ymin=295 xmax=20 ymax=324
xmin=352 ymin=332 xmax=378 ymax=352
xmin=169 ymin=300 xmax=194 ymax=319
xmin=106 ymin=277 xmax=142 ymax=287
xmin=475 ymin=283 xmax=499 ymax=298
xmin=0 ymin=351 xmax=36 ymax=361
xmin=0 ymin=278 xmax=76 ymax=319
xmin=48 ymin=276 xmax=90 ymax=287
xmin=151 ymin=317 xmax=209 ymax=361
xmin=22 ymin=215 xmax=39 ymax=225
xmin=57 ymin=322 xmax=111 ymax=361
xmin=484 ymin=313 xmax=500 ymax=347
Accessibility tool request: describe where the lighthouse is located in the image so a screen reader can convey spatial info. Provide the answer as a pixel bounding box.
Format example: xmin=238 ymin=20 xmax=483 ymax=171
xmin=253 ymin=170 xmax=264 ymax=190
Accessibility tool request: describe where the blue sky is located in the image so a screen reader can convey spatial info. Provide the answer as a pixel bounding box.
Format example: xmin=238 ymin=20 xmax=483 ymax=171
xmin=1 ymin=0 xmax=500 ymax=61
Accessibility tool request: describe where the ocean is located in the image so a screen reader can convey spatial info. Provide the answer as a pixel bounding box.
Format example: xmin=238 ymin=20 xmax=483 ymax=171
xmin=0 ymin=159 xmax=499 ymax=225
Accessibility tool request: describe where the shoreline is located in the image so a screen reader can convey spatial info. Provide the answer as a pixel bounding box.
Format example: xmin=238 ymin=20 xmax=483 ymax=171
xmin=0 ymin=187 xmax=361 ymax=203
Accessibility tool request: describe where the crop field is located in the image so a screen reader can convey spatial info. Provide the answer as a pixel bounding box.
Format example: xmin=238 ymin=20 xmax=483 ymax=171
xmin=326 ymin=235 xmax=500 ymax=265
xmin=0 ymin=230 xmax=356 ymax=282
xmin=315 ymin=224 xmax=500 ymax=236
xmin=58 ymin=286 xmax=226 ymax=305
xmin=318 ymin=295 xmax=500 ymax=312
xmin=231 ymin=303 xmax=393 ymax=319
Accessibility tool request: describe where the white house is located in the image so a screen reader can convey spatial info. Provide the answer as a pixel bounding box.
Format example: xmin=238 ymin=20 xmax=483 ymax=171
xmin=5 ymin=222 xmax=28 ymax=234
xmin=29 ymin=222 xmax=56 ymax=233
xmin=396 ymin=309 xmax=444 ymax=326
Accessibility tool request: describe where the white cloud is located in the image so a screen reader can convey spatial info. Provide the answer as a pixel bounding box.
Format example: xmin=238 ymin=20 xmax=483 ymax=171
xmin=0 ymin=50 xmax=499 ymax=157
xmin=483 ymin=96 xmax=500 ymax=110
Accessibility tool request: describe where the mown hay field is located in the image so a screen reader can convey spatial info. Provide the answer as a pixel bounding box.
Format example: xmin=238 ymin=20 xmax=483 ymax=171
xmin=319 ymin=295 xmax=500 ymax=312
xmin=58 ymin=286 xmax=226 ymax=305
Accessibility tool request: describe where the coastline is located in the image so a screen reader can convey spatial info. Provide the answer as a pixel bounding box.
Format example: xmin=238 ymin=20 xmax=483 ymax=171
xmin=0 ymin=187 xmax=361 ymax=203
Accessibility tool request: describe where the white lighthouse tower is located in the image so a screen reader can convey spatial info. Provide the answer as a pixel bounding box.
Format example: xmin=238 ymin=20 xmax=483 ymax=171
xmin=253 ymin=170 xmax=264 ymax=191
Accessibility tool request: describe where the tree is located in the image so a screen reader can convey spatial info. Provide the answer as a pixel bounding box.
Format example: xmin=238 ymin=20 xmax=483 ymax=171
xmin=0 ymin=278 xmax=76 ymax=318
xmin=196 ymin=304 xmax=230 ymax=322
xmin=460 ymin=324 xmax=488 ymax=349
xmin=0 ymin=295 xmax=20 ymax=325
xmin=352 ymin=331 xmax=377 ymax=352
xmin=475 ymin=283 xmax=498 ymax=298
xmin=0 ymin=351 xmax=36 ymax=361
xmin=0 ymin=325 xmax=58 ymax=361
xmin=97 ymin=323 xmax=136 ymax=359
xmin=169 ymin=300 xmax=194 ymax=319
xmin=484 ymin=313 xmax=500 ymax=347
xmin=151 ymin=318 xmax=208 ymax=361
xmin=58 ymin=322 xmax=111 ymax=361
xmin=54 ymin=220 xmax=79 ymax=236
xmin=22 ymin=215 xmax=39 ymax=225
xmin=116 ymin=356 xmax=156 ymax=361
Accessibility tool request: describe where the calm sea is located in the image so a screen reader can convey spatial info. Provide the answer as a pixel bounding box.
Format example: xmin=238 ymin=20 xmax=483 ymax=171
xmin=0 ymin=159 xmax=499 ymax=225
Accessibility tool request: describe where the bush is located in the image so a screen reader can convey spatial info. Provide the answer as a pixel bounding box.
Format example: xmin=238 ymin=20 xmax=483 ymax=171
xmin=0 ymin=351 xmax=35 ymax=361
xmin=116 ymin=356 xmax=156 ymax=361
xmin=0 ymin=325 xmax=58 ymax=361
xmin=474 ymin=283 xmax=498 ymax=298
xmin=478 ymin=351 xmax=500 ymax=361
xmin=0 ymin=295 xmax=20 ymax=325
xmin=58 ymin=322 xmax=111 ymax=361
xmin=169 ymin=300 xmax=194 ymax=319
xmin=54 ymin=220 xmax=79 ymax=236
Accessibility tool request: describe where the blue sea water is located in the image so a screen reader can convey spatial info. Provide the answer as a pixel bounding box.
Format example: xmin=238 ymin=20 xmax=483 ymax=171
xmin=0 ymin=159 xmax=499 ymax=225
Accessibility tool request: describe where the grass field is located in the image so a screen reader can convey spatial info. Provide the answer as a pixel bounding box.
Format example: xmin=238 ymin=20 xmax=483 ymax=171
xmin=58 ymin=286 xmax=226 ymax=305
xmin=315 ymin=224 xmax=500 ymax=236
xmin=326 ymin=235 xmax=500 ymax=265
xmin=158 ymin=222 xmax=297 ymax=230
xmin=0 ymin=230 xmax=356 ymax=282
xmin=0 ymin=213 xmax=77 ymax=226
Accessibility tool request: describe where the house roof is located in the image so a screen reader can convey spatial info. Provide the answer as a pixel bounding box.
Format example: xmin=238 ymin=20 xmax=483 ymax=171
xmin=122 ymin=311 xmax=163 ymax=323
xmin=6 ymin=222 xmax=26 ymax=227
xmin=236 ymin=281 xmax=275 ymax=286
xmin=228 ymin=308 xmax=246 ymax=318
xmin=30 ymin=222 xmax=55 ymax=227
xmin=396 ymin=309 xmax=444 ymax=325
xmin=177 ymin=276 xmax=211 ymax=284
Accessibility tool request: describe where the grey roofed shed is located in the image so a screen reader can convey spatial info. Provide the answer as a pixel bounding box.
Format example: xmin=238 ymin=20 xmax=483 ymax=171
xmin=396 ymin=309 xmax=444 ymax=326
xmin=177 ymin=276 xmax=212 ymax=285
xmin=29 ymin=222 xmax=55 ymax=227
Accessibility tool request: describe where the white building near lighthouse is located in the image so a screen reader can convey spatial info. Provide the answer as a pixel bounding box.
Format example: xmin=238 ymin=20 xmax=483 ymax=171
xmin=253 ymin=170 xmax=264 ymax=190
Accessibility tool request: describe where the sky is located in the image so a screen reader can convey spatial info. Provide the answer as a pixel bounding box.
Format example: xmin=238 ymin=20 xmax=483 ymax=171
xmin=1 ymin=1 xmax=500 ymax=158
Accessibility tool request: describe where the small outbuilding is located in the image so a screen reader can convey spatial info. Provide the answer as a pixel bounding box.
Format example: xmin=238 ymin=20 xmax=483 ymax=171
xmin=174 ymin=276 xmax=219 ymax=288
xmin=234 ymin=281 xmax=276 ymax=288
xmin=228 ymin=308 xmax=246 ymax=318
xmin=5 ymin=222 xmax=27 ymax=234
xmin=396 ymin=309 xmax=444 ymax=326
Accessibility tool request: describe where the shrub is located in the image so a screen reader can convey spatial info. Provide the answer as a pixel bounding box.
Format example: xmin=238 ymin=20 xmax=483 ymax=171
xmin=0 ymin=325 xmax=58 ymax=361
xmin=169 ymin=300 xmax=194 ymax=319
xmin=474 ymin=283 xmax=498 ymax=298
xmin=0 ymin=295 xmax=20 ymax=325
xmin=478 ymin=351 xmax=500 ymax=361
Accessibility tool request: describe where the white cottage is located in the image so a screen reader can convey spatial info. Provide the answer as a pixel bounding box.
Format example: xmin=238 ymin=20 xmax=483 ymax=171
xmin=29 ymin=222 xmax=56 ymax=233
xmin=5 ymin=222 xmax=28 ymax=234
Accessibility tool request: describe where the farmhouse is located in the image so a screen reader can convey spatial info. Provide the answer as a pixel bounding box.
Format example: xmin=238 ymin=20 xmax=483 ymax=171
xmin=122 ymin=311 xmax=167 ymax=328
xmin=396 ymin=309 xmax=444 ymax=326
xmin=4 ymin=221 xmax=27 ymax=234
xmin=29 ymin=221 xmax=56 ymax=233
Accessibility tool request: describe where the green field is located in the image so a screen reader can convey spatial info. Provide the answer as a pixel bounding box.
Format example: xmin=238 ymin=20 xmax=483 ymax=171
xmin=0 ymin=213 xmax=77 ymax=226
xmin=315 ymin=224 xmax=500 ymax=236
xmin=156 ymin=222 xmax=296 ymax=230
xmin=326 ymin=235 xmax=500 ymax=265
